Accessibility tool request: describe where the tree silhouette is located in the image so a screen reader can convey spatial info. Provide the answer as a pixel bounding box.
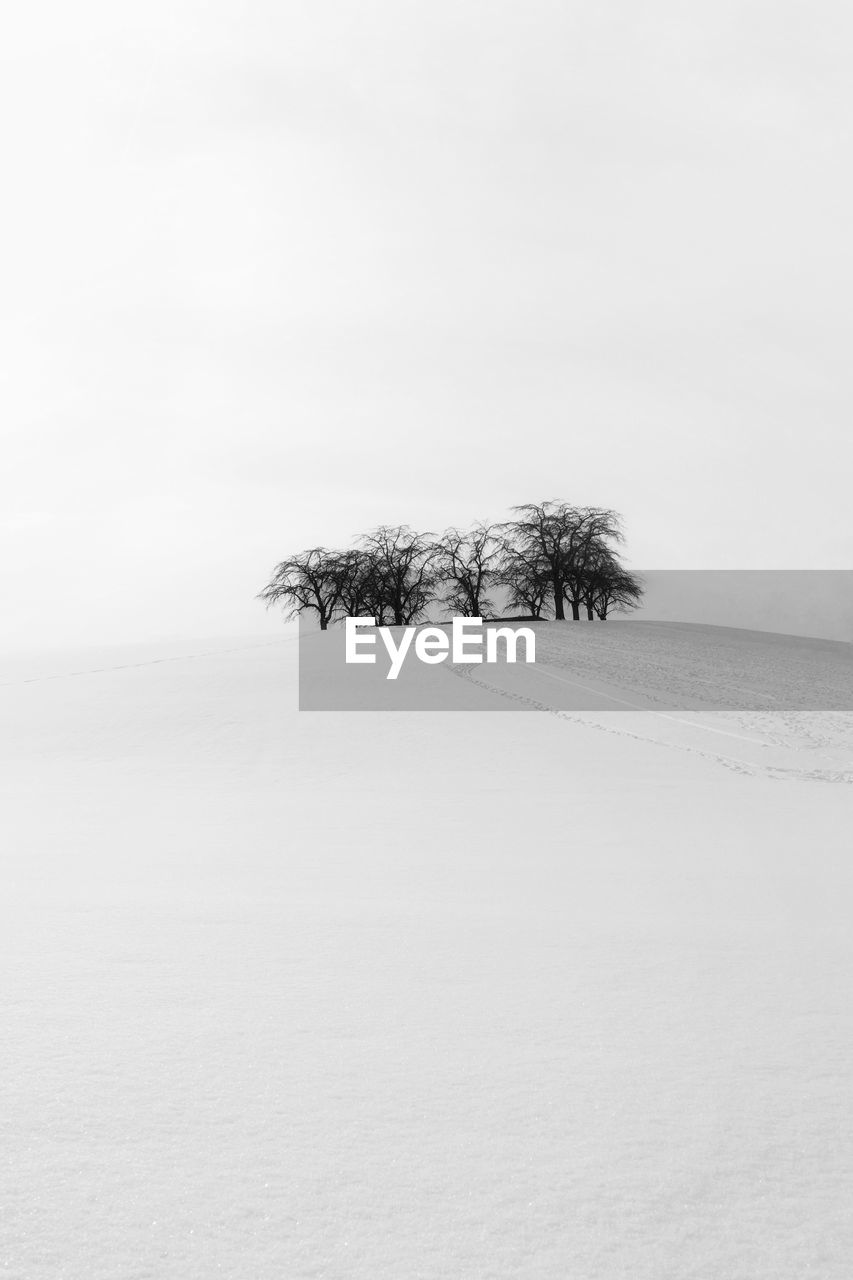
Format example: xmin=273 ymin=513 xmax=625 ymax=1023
xmin=433 ymin=523 xmax=501 ymax=618
xmin=358 ymin=525 xmax=439 ymax=626
xmin=257 ymin=548 xmax=343 ymax=631
xmin=496 ymin=539 xmax=552 ymax=619
xmin=504 ymin=501 xmax=586 ymax=621
xmin=258 ymin=501 xmax=642 ymax=629
xmin=588 ymin=562 xmax=643 ymax=619
xmin=561 ymin=507 xmax=623 ymax=620
xmin=334 ymin=549 xmax=389 ymax=624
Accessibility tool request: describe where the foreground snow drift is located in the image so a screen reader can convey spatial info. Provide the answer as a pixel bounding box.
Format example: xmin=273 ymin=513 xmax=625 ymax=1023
xmin=1 ymin=632 xmax=851 ymax=1279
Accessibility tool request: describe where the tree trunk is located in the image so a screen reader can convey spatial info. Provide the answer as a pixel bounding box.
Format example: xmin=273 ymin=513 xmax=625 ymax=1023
xmin=586 ymin=605 xmax=594 ymax=620
xmin=553 ymin=580 xmax=565 ymax=620
xmin=571 ymin=600 xmax=580 ymax=621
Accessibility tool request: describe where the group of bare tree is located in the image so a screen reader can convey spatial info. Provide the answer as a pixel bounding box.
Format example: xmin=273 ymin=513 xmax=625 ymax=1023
xmin=258 ymin=501 xmax=643 ymax=630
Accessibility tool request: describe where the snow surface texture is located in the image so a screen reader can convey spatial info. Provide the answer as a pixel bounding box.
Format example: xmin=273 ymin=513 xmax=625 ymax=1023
xmin=1 ymin=629 xmax=852 ymax=1279
xmin=298 ymin=618 xmax=853 ymax=718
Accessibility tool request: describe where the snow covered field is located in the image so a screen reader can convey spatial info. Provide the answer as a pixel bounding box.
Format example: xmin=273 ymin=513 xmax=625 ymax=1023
xmin=2 ymin=628 xmax=852 ymax=1278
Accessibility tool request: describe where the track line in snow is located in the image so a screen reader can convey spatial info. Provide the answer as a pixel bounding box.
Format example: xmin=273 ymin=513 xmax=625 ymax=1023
xmin=513 ymin=663 xmax=781 ymax=748
xmin=446 ymin=662 xmax=853 ymax=783
xmin=0 ymin=638 xmax=297 ymax=688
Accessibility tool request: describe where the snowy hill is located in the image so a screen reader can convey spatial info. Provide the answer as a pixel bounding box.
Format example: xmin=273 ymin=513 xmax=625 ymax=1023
xmin=2 ymin=630 xmax=852 ymax=1278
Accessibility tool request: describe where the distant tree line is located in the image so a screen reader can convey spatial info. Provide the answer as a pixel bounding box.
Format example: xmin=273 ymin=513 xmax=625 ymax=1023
xmin=258 ymin=500 xmax=643 ymax=630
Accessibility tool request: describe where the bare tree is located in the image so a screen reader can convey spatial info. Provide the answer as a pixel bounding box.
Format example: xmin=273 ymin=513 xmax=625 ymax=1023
xmin=432 ymin=523 xmax=501 ymax=618
xmin=504 ymin=501 xmax=587 ymax=621
xmin=596 ymin=568 xmax=643 ymax=619
xmin=359 ymin=525 xmax=439 ymax=626
xmin=257 ymin=547 xmax=344 ymax=630
xmin=334 ymin=548 xmax=389 ymax=624
xmin=582 ymin=551 xmax=643 ymax=619
xmin=259 ymin=503 xmax=639 ymax=631
xmin=496 ymin=539 xmax=552 ymax=619
xmin=580 ymin=545 xmax=616 ymax=620
xmin=561 ymin=507 xmax=623 ymax=620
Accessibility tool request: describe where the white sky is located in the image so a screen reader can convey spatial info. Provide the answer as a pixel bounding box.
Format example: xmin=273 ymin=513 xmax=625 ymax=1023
xmin=2 ymin=1 xmax=852 ymax=649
